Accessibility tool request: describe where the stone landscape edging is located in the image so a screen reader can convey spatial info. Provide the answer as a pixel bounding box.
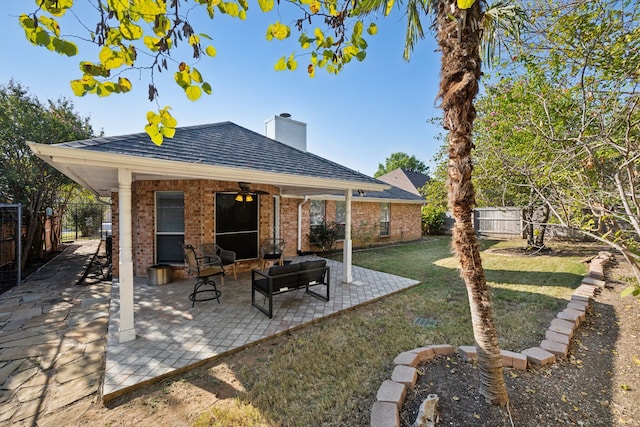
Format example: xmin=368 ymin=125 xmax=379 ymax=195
xmin=370 ymin=251 xmax=614 ymax=427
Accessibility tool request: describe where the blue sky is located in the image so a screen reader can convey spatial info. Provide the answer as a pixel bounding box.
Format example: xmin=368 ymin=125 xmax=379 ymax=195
xmin=1 ymin=2 xmax=445 ymax=177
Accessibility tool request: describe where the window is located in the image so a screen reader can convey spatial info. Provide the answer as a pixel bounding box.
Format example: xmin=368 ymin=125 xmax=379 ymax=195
xmin=379 ymin=203 xmax=390 ymax=237
xmin=309 ymin=200 xmax=325 ymax=245
xmin=215 ymin=193 xmax=259 ymax=260
xmin=156 ymin=191 xmax=184 ymax=264
xmin=335 ymin=200 xmax=346 ymax=240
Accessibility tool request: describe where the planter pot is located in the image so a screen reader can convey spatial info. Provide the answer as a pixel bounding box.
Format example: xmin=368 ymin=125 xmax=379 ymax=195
xmin=147 ymin=264 xmax=171 ymax=285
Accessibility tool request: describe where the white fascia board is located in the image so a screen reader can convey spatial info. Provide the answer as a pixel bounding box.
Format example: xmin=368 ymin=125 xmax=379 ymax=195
xmin=28 ymin=142 xmax=390 ymax=192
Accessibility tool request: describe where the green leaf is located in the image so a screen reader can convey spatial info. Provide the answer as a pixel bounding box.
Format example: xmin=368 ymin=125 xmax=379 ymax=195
xmin=202 ymin=82 xmax=213 ymax=94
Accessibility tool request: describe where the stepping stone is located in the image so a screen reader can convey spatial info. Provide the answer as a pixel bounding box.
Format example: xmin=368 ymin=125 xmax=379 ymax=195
xmin=522 ymin=347 xmax=556 ymax=366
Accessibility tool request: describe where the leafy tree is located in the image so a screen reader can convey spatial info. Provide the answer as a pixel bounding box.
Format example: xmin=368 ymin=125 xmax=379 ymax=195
xmin=474 ymin=0 xmax=640 ymax=297
xmin=0 ymin=80 xmax=96 ymax=269
xmin=17 ymin=0 xmax=527 ymax=406
xmin=374 ymin=152 xmax=430 ymax=177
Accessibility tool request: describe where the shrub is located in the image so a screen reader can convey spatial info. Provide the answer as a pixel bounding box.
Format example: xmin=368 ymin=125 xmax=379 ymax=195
xmin=422 ymin=205 xmax=446 ymax=235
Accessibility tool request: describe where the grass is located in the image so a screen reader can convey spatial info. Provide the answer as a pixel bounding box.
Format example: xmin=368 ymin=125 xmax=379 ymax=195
xmin=194 ymin=237 xmax=594 ymax=426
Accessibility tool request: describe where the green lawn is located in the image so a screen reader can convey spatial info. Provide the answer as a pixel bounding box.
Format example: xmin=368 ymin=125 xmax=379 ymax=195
xmin=194 ymin=237 xmax=592 ymax=427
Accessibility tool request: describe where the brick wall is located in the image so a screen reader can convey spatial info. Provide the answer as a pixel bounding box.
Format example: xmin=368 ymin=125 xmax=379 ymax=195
xmin=110 ymin=180 xmax=422 ymax=278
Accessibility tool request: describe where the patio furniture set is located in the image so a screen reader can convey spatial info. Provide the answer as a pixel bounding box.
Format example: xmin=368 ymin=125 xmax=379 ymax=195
xmin=182 ymin=239 xmax=331 ymax=317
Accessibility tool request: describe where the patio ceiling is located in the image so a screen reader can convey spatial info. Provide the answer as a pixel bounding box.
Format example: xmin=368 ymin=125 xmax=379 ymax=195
xmin=28 ymin=142 xmax=390 ymax=198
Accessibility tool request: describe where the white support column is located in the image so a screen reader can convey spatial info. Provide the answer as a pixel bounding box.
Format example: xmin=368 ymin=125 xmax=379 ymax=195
xmin=118 ymin=169 xmax=136 ymax=343
xmin=342 ymin=189 xmax=353 ymax=284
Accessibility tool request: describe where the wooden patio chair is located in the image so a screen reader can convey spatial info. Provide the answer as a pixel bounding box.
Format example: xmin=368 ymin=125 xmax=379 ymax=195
xmin=182 ymin=244 xmax=222 ymax=307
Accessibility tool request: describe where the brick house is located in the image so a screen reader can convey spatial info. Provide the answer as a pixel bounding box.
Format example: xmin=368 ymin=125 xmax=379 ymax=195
xmin=29 ymin=114 xmax=424 ymax=342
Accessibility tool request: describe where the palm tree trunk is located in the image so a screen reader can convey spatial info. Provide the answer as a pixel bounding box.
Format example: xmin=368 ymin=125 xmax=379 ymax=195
xmin=436 ymin=0 xmax=509 ymax=406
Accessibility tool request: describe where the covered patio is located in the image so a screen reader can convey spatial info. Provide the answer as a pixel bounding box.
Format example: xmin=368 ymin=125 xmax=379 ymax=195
xmin=103 ymin=256 xmax=420 ymax=401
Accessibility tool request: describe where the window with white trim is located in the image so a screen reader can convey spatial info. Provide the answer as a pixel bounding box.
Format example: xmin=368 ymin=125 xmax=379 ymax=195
xmin=379 ymin=203 xmax=390 ymax=237
xmin=155 ymin=191 xmax=184 ymax=264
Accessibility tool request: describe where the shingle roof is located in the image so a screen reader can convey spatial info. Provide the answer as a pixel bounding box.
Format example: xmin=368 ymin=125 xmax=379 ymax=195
xmin=401 ymin=169 xmax=430 ymax=189
xmin=61 ymin=121 xmax=382 ymax=186
xmin=355 ymin=186 xmax=424 ymax=201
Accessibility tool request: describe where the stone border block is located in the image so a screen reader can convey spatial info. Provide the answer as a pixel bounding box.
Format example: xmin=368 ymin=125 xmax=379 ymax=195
xmin=500 ymin=350 xmax=527 ymax=370
xmin=567 ymin=301 xmax=588 ymax=312
xmin=393 ymin=351 xmax=421 ymax=367
xmin=376 ymin=380 xmax=406 ymax=408
xmin=581 ymin=277 xmax=606 ymax=288
xmin=458 ymin=345 xmax=477 ymax=362
xmin=522 ymin=347 xmax=556 ymax=366
xmin=545 ymin=329 xmax=570 ymax=345
xmin=391 ymin=365 xmax=417 ymax=390
xmin=409 ymin=347 xmax=435 ymax=363
xmin=371 ymin=401 xmax=399 ymax=427
xmin=428 ymin=344 xmax=455 ymax=355
xmin=540 ymin=339 xmax=569 ymax=358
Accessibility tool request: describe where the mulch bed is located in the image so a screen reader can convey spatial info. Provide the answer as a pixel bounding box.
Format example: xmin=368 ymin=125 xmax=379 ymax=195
xmin=400 ymin=256 xmax=640 ymax=426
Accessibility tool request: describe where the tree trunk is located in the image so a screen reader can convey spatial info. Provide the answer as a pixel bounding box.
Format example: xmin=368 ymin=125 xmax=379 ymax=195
xmin=436 ymin=0 xmax=509 ymax=405
xmin=533 ymin=203 xmax=550 ymax=248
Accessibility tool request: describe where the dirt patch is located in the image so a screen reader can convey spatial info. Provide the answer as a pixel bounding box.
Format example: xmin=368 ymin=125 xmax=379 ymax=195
xmin=400 ymin=256 xmax=640 ymax=426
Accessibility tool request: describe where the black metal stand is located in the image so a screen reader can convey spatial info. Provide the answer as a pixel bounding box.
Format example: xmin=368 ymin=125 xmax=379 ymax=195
xmin=189 ymin=277 xmax=222 ymax=307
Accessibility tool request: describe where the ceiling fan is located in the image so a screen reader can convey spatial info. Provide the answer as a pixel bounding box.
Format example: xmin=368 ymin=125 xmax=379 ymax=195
xmin=228 ymin=182 xmax=269 ymax=202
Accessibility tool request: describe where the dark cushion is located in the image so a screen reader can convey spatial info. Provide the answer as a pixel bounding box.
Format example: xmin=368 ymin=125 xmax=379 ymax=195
xmin=269 ymin=263 xmax=301 ymax=290
xmin=299 ymin=260 xmax=327 ymax=284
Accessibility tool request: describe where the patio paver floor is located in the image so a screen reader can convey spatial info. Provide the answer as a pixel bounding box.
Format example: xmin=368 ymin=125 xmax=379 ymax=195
xmin=104 ymin=256 xmax=420 ymax=400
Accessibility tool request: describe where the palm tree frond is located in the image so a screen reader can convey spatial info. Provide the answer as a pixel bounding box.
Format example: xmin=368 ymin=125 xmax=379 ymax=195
xmin=403 ymin=0 xmax=428 ymax=60
xmin=482 ymin=1 xmax=530 ymax=67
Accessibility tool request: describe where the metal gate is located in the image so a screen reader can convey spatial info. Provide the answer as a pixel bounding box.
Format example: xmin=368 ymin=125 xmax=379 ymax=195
xmin=61 ymin=203 xmax=112 ymax=242
xmin=0 ymin=204 xmax=22 ymax=293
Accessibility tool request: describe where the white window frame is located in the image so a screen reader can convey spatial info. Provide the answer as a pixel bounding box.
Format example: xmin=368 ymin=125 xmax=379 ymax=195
xmin=379 ymin=203 xmax=390 ymax=237
xmin=155 ymin=191 xmax=185 ymax=264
